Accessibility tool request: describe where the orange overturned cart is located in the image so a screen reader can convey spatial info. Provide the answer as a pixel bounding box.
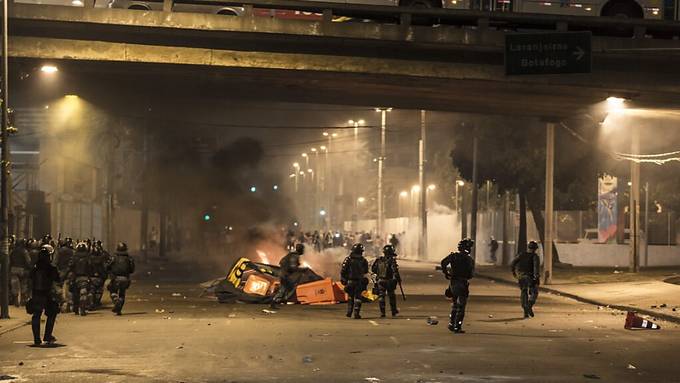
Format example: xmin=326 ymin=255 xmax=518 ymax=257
xmin=296 ymin=278 xmax=348 ymax=305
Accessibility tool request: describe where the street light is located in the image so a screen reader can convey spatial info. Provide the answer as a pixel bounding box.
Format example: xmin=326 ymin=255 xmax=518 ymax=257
xmin=455 ymin=180 xmax=465 ymax=212
xmin=427 ymin=184 xmax=436 ymax=191
xmin=40 ymin=65 xmax=58 ymax=74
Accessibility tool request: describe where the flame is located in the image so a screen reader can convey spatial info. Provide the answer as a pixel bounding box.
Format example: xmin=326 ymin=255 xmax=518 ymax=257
xmin=255 ymin=249 xmax=270 ymax=264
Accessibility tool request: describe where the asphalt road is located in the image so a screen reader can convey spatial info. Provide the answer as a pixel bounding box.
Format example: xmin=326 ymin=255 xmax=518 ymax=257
xmin=1 ymin=261 xmax=678 ymax=383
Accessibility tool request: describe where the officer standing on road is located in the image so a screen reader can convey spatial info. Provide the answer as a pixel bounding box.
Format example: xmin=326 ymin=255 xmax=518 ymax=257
xmin=54 ymin=238 xmax=75 ymax=313
xmin=9 ymin=238 xmax=31 ymax=307
xmin=511 ymin=240 xmax=541 ymax=318
xmin=89 ymin=244 xmax=108 ymax=309
xmin=341 ymin=243 xmax=369 ymax=319
xmin=28 ymin=245 xmax=60 ymax=346
xmin=440 ymin=238 xmax=475 ymax=333
xmin=371 ymin=244 xmax=401 ymax=318
xmin=270 ymin=243 xmax=304 ymax=309
xmin=68 ymin=242 xmax=92 ymax=316
xmin=107 ymin=242 xmax=135 ymax=316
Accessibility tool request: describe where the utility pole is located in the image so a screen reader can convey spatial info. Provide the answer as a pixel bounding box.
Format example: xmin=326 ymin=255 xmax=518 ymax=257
xmin=470 ymin=132 xmax=479 ymax=263
xmin=644 ymin=182 xmax=649 ymax=267
xmin=629 ymin=126 xmax=641 ymax=272
xmin=418 ymin=110 xmax=427 ymax=260
xmin=544 ymin=122 xmax=555 ymax=285
xmin=0 ymin=0 xmax=10 ymax=318
xmin=376 ymin=108 xmax=390 ymax=239
xmin=140 ymin=122 xmax=149 ymax=263
xmin=502 ymin=191 xmax=510 ymax=265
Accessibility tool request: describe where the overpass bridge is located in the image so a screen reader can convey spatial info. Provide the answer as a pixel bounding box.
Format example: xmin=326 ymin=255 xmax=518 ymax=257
xmin=8 ymin=0 xmax=680 ymax=117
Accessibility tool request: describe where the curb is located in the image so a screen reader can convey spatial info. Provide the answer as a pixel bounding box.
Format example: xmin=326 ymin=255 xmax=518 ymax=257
xmin=0 ymin=320 xmax=30 ymax=336
xmin=477 ymin=273 xmax=680 ymax=326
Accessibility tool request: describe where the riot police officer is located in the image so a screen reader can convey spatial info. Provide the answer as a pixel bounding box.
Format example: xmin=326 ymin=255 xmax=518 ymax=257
xmin=89 ymin=245 xmax=108 ymax=309
xmin=511 ymin=240 xmax=541 ymax=318
xmin=107 ymin=242 xmax=135 ymax=316
xmin=440 ymin=238 xmax=475 ymax=333
xmin=371 ymin=244 xmax=401 ymax=318
xmin=28 ymin=245 xmax=60 ymax=346
xmin=341 ymin=243 xmax=369 ymax=319
xmin=270 ymin=243 xmax=304 ymax=309
xmin=68 ymin=242 xmax=92 ymax=316
xmin=54 ymin=238 xmax=74 ymax=312
xmin=9 ymin=238 xmax=31 ymax=306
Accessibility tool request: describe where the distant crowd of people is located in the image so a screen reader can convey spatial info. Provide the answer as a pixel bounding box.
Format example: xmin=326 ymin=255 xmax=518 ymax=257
xmin=284 ymin=229 xmax=404 ymax=257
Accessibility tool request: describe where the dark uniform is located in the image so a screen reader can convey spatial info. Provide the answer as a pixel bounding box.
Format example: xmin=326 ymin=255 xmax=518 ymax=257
xmin=107 ymin=242 xmax=135 ymax=315
xmin=341 ymin=244 xmax=369 ymax=319
xmin=28 ymin=246 xmax=60 ymax=346
xmin=371 ymin=244 xmax=401 ymax=318
xmin=270 ymin=243 xmax=304 ymax=309
xmin=9 ymin=239 xmax=31 ymax=306
xmin=89 ymin=247 xmax=108 ymax=309
xmin=511 ymin=241 xmax=541 ymax=318
xmin=54 ymin=240 xmax=75 ymax=312
xmin=440 ymin=239 xmax=475 ymax=333
xmin=68 ymin=243 xmax=92 ymax=316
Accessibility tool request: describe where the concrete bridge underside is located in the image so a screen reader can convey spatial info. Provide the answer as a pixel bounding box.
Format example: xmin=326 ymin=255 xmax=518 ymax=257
xmin=9 ymin=4 xmax=680 ymax=116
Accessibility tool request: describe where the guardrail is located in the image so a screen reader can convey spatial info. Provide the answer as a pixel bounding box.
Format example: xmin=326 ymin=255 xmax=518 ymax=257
xmin=16 ymin=0 xmax=680 ymax=38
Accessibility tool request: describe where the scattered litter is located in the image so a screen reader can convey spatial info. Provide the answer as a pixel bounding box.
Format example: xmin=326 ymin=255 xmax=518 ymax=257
xmin=172 ymin=293 xmax=182 ymax=297
xmin=155 ymin=285 xmax=160 ymax=289
xmin=389 ymin=336 xmax=399 ymax=345
xmin=627 ymin=364 xmax=637 ymax=370
xmin=155 ymin=309 xmax=165 ymax=313
xmin=163 ymin=316 xmax=172 ymax=320
xmin=597 ymin=306 xmax=604 ymax=310
xmin=228 ymin=314 xmax=237 ymax=318
xmin=146 ymin=271 xmax=152 ymax=276
xmin=427 ymin=275 xmax=434 ymax=278
xmin=488 ymin=314 xmax=494 ymax=318
xmin=312 ymin=368 xmax=321 ymax=372
xmin=426 ymin=317 xmax=439 ymax=325
xmin=660 ymin=304 xmax=667 ymax=308
xmin=364 ymin=378 xmax=381 ymax=383
xmin=369 ymin=320 xmax=379 ymax=326
xmin=594 ymin=351 xmax=601 ymax=354
xmin=583 ymin=374 xmax=601 ymax=379
xmin=548 ymin=329 xmax=563 ymax=333
xmin=176 ymin=345 xmax=184 ymax=349
xmin=262 ymin=309 xmax=277 ymax=314
xmin=613 ymin=270 xmax=622 ymax=274
xmin=0 ymin=375 xmax=17 ymax=381
xmin=350 ymin=350 xmax=362 ymax=354
xmin=18 ymin=362 xmax=23 ymax=366
xmin=651 ymin=305 xmax=657 ymax=309
xmin=302 ymin=356 xmax=313 ymax=363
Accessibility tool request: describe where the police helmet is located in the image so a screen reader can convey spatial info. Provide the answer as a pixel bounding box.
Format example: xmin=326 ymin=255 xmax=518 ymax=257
xmin=38 ymin=245 xmax=53 ymax=262
xmin=382 ymin=244 xmax=396 ymax=256
xmin=75 ymin=242 xmax=88 ymax=252
xmin=527 ymin=241 xmax=539 ymax=251
xmin=351 ymin=243 xmax=365 ymax=254
xmin=294 ymin=243 xmax=305 ymax=254
xmin=458 ymin=238 xmax=474 ymax=253
xmin=116 ymin=242 xmax=128 ymax=254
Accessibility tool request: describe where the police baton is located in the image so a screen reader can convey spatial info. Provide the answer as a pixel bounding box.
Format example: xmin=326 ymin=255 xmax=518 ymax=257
xmin=398 ymin=279 xmax=406 ymax=301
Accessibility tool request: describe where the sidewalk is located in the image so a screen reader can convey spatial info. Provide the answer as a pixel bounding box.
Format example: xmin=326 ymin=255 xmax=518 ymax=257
xmin=0 ymin=307 xmax=31 ymax=335
xmin=476 ymin=265 xmax=680 ymax=324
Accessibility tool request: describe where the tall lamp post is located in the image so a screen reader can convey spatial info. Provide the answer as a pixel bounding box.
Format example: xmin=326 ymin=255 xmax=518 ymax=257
xmin=375 ymin=108 xmax=391 ymax=239
xmin=322 ymin=132 xmax=337 ymax=229
xmin=0 ymin=0 xmax=11 ymax=318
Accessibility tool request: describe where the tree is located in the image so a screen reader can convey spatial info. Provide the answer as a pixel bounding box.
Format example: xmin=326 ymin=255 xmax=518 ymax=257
xmin=450 ymin=117 xmax=602 ymax=265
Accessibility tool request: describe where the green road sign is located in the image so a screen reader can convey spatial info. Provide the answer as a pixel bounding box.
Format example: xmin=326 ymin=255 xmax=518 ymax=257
xmin=505 ymin=32 xmax=591 ymax=75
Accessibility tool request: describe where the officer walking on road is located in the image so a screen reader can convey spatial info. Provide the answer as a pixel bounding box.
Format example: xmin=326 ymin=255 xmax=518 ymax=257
xmin=371 ymin=244 xmax=401 ymax=318
xmin=28 ymin=245 xmax=60 ymax=346
xmin=511 ymin=240 xmax=541 ymax=318
xmin=107 ymin=242 xmax=135 ymax=316
xmin=9 ymin=238 xmax=31 ymax=306
xmin=341 ymin=243 xmax=369 ymax=319
xmin=270 ymin=243 xmax=304 ymax=309
xmin=68 ymin=242 xmax=92 ymax=316
xmin=440 ymin=238 xmax=475 ymax=333
xmin=54 ymin=238 xmax=74 ymax=313
xmin=89 ymin=245 xmax=108 ymax=309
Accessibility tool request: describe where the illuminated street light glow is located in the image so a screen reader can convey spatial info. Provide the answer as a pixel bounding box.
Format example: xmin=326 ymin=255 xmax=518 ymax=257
xmin=399 ymin=191 xmax=408 ymax=198
xmin=301 ymin=153 xmax=307 ymax=157
xmin=250 ymin=186 xmax=257 ymax=192
xmin=71 ymin=0 xmax=84 ymax=5
xmin=323 ymin=132 xmax=329 ymax=136
xmin=40 ymin=65 xmax=59 ymax=74
xmin=299 ymin=171 xmax=305 ymax=175
xmin=606 ymin=96 xmax=626 ymax=113
xmin=273 ymin=185 xmax=279 ymax=190
xmin=311 ymin=147 xmax=317 ymax=152
xmin=456 ymin=180 xmax=465 ymax=186
xmin=65 ymin=94 xmax=78 ymax=99
xmin=319 ymin=209 xmax=327 ymax=216
xmin=411 ymin=185 xmax=420 ymax=193
xmin=289 ymin=173 xmax=295 ymax=178
xmin=307 ymin=169 xmax=313 ymax=173
xmin=293 ymin=162 xmax=299 ymax=168
xmin=203 ymin=214 xmax=211 ymax=222
xmin=320 ymin=146 xmax=327 ymax=151
xmin=332 ymin=133 xmax=338 ymax=137
xmin=428 ymin=184 xmax=436 ymax=191
xmin=357 ymin=197 xmax=366 ymax=203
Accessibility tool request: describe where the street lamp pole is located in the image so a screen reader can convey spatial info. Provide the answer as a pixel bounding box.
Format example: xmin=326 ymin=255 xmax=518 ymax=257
xmin=629 ymin=125 xmax=641 ymax=273
xmin=418 ymin=110 xmax=427 ymax=261
xmin=0 ymin=0 xmax=10 ymax=318
xmin=375 ymin=108 xmax=390 ymax=239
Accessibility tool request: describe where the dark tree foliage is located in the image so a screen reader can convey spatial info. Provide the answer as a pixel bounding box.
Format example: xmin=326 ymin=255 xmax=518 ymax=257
xmin=450 ymin=117 xmax=603 ymax=264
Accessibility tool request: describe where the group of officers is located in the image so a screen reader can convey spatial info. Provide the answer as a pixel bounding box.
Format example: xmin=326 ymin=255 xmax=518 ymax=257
xmin=8 ymin=235 xmax=136 ymax=345
xmin=272 ymin=236 xmax=541 ymax=334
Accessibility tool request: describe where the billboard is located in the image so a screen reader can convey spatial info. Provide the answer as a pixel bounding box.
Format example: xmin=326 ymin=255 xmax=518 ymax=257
xmin=598 ymin=175 xmax=618 ymax=243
